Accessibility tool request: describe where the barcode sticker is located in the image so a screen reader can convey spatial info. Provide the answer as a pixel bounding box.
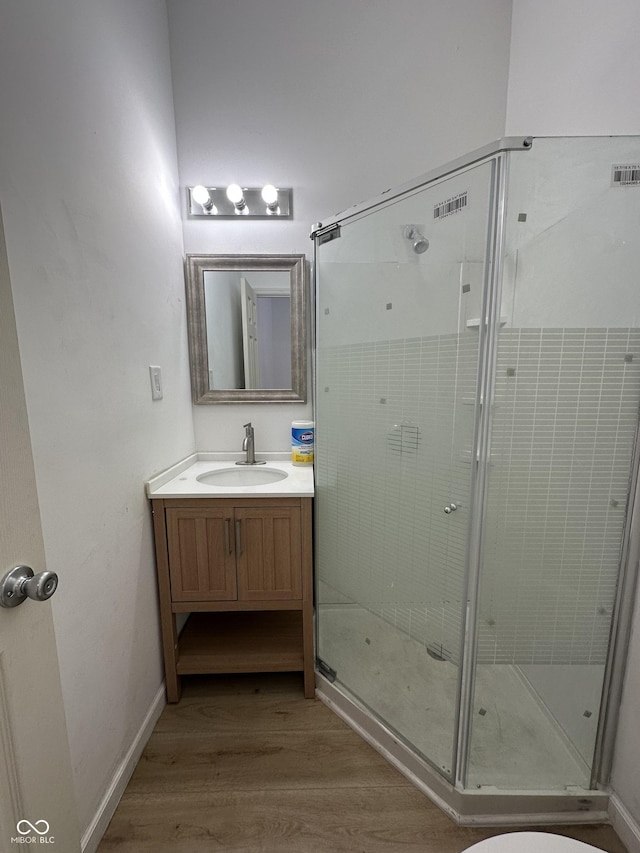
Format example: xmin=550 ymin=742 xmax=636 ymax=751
xmin=612 ymin=164 xmax=640 ymax=186
xmin=434 ymin=190 xmax=468 ymax=220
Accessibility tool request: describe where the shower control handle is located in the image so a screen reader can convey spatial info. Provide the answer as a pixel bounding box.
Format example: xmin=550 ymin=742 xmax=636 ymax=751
xmin=443 ymin=503 xmax=458 ymax=514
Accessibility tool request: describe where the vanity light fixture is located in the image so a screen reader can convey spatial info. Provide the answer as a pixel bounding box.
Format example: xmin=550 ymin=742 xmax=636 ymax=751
xmin=187 ymin=184 xmax=292 ymax=218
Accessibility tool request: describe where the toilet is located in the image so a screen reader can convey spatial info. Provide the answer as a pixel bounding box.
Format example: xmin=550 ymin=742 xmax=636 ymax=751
xmin=463 ymin=832 xmax=606 ymax=853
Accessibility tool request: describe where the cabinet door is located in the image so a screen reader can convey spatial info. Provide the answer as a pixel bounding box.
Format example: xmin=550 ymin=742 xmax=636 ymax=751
xmin=166 ymin=506 xmax=237 ymax=601
xmin=235 ymin=506 xmax=302 ymax=601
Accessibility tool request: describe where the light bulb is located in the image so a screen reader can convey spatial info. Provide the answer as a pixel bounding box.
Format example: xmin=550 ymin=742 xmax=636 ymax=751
xmin=192 ymin=185 xmax=210 ymax=205
xmin=191 ymin=185 xmax=217 ymax=213
xmin=226 ymin=184 xmax=245 ymax=208
xmin=261 ymin=184 xmax=278 ymax=210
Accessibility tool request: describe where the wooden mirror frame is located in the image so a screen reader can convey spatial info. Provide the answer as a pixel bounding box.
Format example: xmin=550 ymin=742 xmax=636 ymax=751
xmin=185 ymin=254 xmax=308 ymax=404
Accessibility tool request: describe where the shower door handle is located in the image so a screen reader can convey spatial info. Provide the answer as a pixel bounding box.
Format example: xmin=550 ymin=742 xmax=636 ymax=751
xmin=443 ymin=503 xmax=458 ymax=514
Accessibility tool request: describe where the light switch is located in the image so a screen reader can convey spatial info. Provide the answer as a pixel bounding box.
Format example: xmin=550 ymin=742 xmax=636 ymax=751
xmin=149 ymin=365 xmax=163 ymax=400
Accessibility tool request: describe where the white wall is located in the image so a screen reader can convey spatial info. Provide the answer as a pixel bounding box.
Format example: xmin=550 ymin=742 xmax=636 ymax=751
xmin=506 ymin=0 xmax=640 ymax=137
xmin=505 ymin=0 xmax=640 ymax=839
xmin=0 ymin=0 xmax=194 ymax=837
xmin=167 ymin=0 xmax=513 ymax=452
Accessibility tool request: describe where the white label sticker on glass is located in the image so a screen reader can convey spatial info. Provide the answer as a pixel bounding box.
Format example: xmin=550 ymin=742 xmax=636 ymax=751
xmin=612 ymin=164 xmax=640 ymax=186
xmin=434 ymin=190 xmax=468 ymax=220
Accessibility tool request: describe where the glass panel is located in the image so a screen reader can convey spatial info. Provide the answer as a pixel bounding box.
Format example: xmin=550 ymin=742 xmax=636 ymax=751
xmin=468 ymin=136 xmax=640 ymax=790
xmin=315 ymin=161 xmax=495 ymax=780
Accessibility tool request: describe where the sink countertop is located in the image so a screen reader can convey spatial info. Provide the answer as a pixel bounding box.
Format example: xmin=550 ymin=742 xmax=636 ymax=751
xmin=146 ymin=452 xmax=314 ymax=499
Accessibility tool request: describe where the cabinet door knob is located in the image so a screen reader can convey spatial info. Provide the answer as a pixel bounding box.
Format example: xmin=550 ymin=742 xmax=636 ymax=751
xmin=225 ymin=518 xmax=232 ymax=554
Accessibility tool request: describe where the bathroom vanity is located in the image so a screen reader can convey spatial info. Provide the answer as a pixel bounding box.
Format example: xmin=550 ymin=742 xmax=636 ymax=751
xmin=146 ymin=454 xmax=315 ymax=702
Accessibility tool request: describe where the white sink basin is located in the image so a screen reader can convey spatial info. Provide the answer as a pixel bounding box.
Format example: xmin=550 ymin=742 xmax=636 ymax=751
xmin=196 ymin=467 xmax=288 ymax=487
xmin=146 ymin=453 xmax=313 ymax=499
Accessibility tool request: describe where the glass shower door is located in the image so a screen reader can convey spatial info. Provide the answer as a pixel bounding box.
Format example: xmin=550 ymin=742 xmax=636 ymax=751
xmin=314 ymin=160 xmax=497 ymax=780
xmin=467 ymin=136 xmax=640 ymax=792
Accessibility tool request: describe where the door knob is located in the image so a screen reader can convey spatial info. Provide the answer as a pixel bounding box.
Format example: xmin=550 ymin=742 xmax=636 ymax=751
xmin=443 ymin=503 xmax=458 ymax=514
xmin=0 ymin=565 xmax=58 ymax=608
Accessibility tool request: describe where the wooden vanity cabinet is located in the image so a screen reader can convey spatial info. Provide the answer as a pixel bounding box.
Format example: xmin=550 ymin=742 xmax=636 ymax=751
xmin=151 ymin=496 xmax=314 ymax=702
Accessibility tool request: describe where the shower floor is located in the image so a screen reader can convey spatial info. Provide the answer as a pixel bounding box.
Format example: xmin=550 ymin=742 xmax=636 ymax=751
xmin=317 ymin=604 xmax=591 ymax=791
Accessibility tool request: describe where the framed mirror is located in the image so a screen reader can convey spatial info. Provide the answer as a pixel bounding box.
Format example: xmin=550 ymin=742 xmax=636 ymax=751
xmin=185 ymin=254 xmax=308 ymax=403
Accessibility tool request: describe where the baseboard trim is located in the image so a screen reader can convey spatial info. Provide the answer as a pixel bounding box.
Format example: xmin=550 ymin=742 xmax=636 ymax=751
xmin=609 ymin=793 xmax=640 ymax=853
xmin=80 ymin=683 xmax=166 ymax=853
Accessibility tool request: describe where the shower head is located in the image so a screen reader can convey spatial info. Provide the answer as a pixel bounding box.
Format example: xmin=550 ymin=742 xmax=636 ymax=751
xmin=402 ymin=225 xmax=429 ymax=254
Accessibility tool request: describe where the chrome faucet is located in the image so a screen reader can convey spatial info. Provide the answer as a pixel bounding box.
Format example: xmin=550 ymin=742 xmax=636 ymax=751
xmin=236 ymin=422 xmax=266 ymax=465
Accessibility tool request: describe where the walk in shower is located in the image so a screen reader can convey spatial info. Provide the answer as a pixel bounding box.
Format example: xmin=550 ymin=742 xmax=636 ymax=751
xmin=312 ymin=136 xmax=640 ymax=821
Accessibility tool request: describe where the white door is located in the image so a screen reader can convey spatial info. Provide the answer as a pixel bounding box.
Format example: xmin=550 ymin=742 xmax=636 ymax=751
xmin=0 ymin=209 xmax=80 ymax=850
xmin=241 ymin=276 xmax=260 ymax=388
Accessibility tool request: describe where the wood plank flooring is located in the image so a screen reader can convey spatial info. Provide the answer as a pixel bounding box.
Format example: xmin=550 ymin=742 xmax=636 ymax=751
xmin=97 ymin=674 xmax=627 ymax=853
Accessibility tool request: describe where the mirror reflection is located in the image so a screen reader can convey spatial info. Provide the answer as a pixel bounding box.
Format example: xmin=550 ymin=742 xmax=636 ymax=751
xmin=204 ymin=269 xmax=291 ymax=390
xmin=185 ymin=254 xmax=307 ymax=404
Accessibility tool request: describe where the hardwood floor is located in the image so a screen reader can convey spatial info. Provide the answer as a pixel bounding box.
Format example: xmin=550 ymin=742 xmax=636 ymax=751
xmin=97 ymin=674 xmax=627 ymax=853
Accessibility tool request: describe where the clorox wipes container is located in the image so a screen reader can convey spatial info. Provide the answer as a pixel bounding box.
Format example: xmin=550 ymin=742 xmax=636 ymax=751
xmin=291 ymin=421 xmax=314 ymax=465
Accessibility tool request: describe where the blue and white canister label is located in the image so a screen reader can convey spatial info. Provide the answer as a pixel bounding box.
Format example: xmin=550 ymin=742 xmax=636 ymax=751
xmin=291 ymin=422 xmax=314 ymax=465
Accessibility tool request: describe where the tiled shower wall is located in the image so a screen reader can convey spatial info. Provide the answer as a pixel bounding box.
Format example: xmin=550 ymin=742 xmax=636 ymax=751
xmin=316 ymin=330 xmax=480 ymax=663
xmin=316 ymin=326 xmax=640 ymax=667
xmin=479 ymin=327 xmax=640 ymax=665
